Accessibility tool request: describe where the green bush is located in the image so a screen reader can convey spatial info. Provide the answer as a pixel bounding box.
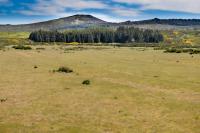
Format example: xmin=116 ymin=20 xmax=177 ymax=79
xmin=82 ymin=80 xmax=90 ymax=85
xmin=57 ymin=67 xmax=73 ymax=73
xmin=12 ymin=45 xmax=32 ymax=50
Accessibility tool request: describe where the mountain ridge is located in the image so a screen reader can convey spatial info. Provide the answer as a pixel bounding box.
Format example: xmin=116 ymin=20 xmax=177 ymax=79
xmin=0 ymin=14 xmax=200 ymax=32
xmin=122 ymin=18 xmax=200 ymax=26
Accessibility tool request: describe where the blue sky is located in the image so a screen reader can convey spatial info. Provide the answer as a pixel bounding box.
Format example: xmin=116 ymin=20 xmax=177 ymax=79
xmin=0 ymin=0 xmax=200 ymax=24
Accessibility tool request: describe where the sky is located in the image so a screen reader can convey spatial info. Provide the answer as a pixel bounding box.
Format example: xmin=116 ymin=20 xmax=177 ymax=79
xmin=0 ymin=0 xmax=200 ymax=24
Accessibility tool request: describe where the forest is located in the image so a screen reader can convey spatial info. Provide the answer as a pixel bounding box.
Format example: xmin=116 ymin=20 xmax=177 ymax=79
xmin=29 ymin=27 xmax=164 ymax=43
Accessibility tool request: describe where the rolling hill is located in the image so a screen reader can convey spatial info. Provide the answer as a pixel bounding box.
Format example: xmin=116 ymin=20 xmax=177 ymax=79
xmin=0 ymin=15 xmax=111 ymax=32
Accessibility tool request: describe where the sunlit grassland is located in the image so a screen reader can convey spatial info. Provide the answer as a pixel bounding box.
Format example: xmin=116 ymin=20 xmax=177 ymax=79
xmin=0 ymin=32 xmax=29 ymax=39
xmin=162 ymin=30 xmax=200 ymax=46
xmin=0 ymin=46 xmax=199 ymax=133
xmin=0 ymin=32 xmax=30 ymax=47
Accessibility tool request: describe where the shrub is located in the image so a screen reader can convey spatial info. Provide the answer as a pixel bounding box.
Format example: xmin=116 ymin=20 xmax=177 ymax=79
xmin=57 ymin=67 xmax=73 ymax=73
xmin=182 ymin=49 xmax=193 ymax=53
xmin=82 ymin=80 xmax=90 ymax=85
xmin=192 ymin=49 xmax=200 ymax=54
xmin=0 ymin=98 xmax=7 ymax=103
xmin=12 ymin=45 xmax=32 ymax=50
xmin=175 ymin=49 xmax=182 ymax=53
xmin=164 ymin=48 xmax=177 ymax=53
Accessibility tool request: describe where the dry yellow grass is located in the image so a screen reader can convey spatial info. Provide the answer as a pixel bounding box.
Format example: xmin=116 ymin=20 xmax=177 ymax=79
xmin=0 ymin=46 xmax=200 ymax=133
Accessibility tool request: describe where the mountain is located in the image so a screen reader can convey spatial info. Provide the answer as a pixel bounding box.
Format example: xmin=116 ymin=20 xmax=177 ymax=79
xmin=0 ymin=14 xmax=111 ymax=32
xmin=0 ymin=15 xmax=200 ymax=32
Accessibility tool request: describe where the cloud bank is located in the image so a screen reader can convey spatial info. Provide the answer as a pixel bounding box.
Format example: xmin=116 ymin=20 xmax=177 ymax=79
xmin=114 ymin=0 xmax=200 ymax=14
xmin=0 ymin=0 xmax=200 ymax=24
xmin=18 ymin=0 xmax=139 ymax=22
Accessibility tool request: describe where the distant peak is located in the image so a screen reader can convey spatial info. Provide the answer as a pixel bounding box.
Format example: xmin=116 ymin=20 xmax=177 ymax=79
xmin=68 ymin=14 xmax=97 ymax=19
xmin=63 ymin=14 xmax=106 ymax=23
xmin=72 ymin=14 xmax=94 ymax=17
xmin=153 ymin=18 xmax=160 ymax=20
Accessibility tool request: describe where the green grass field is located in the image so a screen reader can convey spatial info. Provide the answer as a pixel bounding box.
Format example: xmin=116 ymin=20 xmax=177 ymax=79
xmin=0 ymin=32 xmax=30 ymax=47
xmin=0 ymin=32 xmax=29 ymax=39
xmin=0 ymin=45 xmax=199 ymax=133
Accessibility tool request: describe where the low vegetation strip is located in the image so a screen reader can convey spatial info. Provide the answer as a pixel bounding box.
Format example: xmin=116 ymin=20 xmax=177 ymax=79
xmin=29 ymin=27 xmax=164 ymax=43
xmin=164 ymin=48 xmax=200 ymax=54
xmin=12 ymin=45 xmax=32 ymax=50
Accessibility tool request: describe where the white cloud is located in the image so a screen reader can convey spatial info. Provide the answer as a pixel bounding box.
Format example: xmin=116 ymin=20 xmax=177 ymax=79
xmin=19 ymin=0 xmax=138 ymax=17
xmin=18 ymin=0 xmax=139 ymax=22
xmin=54 ymin=0 xmax=108 ymax=10
xmin=19 ymin=0 xmax=108 ymax=16
xmin=111 ymin=7 xmax=139 ymax=17
xmin=113 ymin=0 xmax=200 ymax=14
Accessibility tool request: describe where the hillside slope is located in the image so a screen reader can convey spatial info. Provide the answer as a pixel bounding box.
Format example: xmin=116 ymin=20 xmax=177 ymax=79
xmin=0 ymin=15 xmax=110 ymax=32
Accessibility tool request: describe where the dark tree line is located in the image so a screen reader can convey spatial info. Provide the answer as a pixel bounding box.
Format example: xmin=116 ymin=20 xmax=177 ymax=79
xmin=125 ymin=18 xmax=200 ymax=26
xmin=29 ymin=27 xmax=164 ymax=43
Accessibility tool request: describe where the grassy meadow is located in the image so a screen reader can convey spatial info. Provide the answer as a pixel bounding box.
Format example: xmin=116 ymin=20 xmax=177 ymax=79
xmin=0 ymin=32 xmax=29 ymax=39
xmin=0 ymin=45 xmax=200 ymax=133
xmin=0 ymin=32 xmax=30 ymax=48
xmin=162 ymin=29 xmax=200 ymax=46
